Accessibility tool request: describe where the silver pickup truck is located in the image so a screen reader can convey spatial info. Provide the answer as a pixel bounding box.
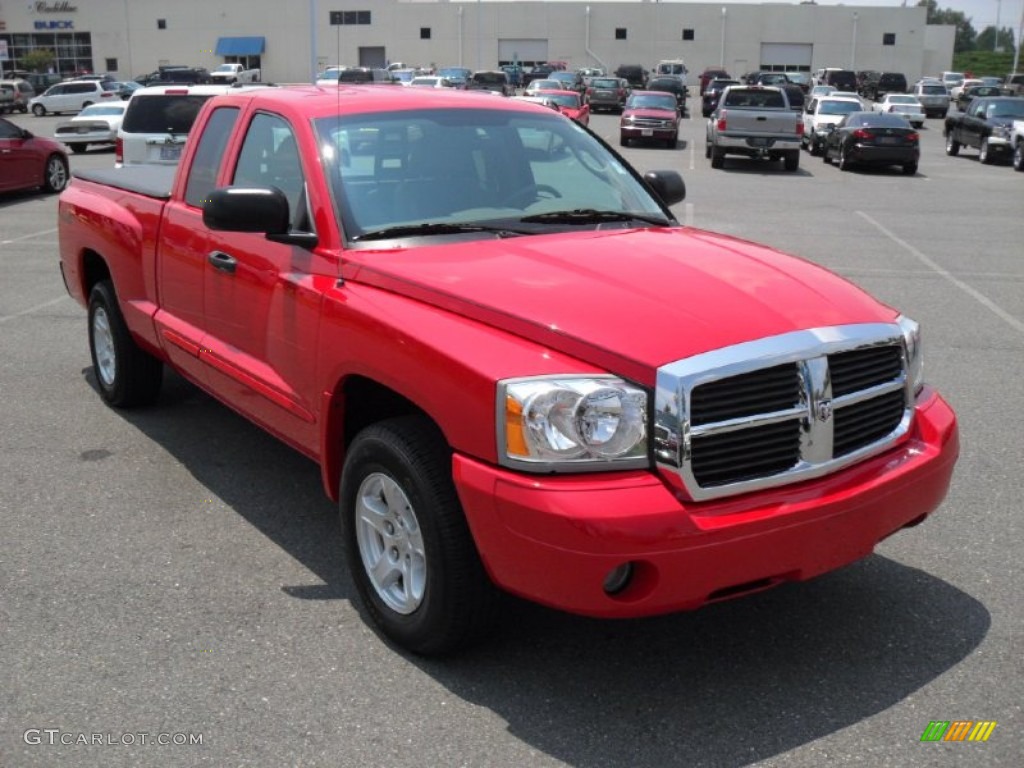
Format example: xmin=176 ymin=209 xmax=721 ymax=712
xmin=705 ymin=85 xmax=802 ymax=171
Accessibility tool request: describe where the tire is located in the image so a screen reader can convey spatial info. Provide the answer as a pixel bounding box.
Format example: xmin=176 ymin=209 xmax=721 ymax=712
xmin=838 ymin=146 xmax=852 ymax=171
xmin=979 ymin=138 xmax=993 ymax=164
xmin=784 ymin=150 xmax=800 ymax=172
xmin=902 ymin=163 xmax=918 ymax=176
xmin=710 ymin=148 xmax=724 ymax=168
xmin=808 ymin=135 xmax=821 ymax=156
xmin=340 ymin=416 xmax=499 ymax=656
xmin=619 ymin=135 xmax=628 ymax=147
xmin=42 ymin=154 xmax=69 ymax=193
xmin=1013 ymin=141 xmax=1024 ymax=172
xmin=945 ymin=132 xmax=960 ymax=156
xmin=704 ymin=142 xmax=711 ymax=159
xmin=87 ymin=280 xmax=163 ymax=408
xmin=81 ymin=101 xmax=93 ymax=109
xmin=822 ymin=146 xmax=832 ymax=164
xmin=665 ymin=135 xmax=677 ymax=149
xmin=69 ymin=143 xmax=88 ymax=154
xmin=31 ymin=103 xmax=46 ymax=116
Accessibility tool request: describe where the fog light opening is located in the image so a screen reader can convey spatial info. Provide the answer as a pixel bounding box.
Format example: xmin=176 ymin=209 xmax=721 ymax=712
xmin=603 ymin=562 xmax=635 ymax=596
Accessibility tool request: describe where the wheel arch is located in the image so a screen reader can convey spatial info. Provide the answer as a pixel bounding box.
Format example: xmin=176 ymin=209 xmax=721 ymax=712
xmin=320 ymin=374 xmax=434 ymax=502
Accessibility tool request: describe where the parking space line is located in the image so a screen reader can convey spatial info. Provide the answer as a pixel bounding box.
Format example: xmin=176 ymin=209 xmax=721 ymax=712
xmin=857 ymin=210 xmax=1024 ymax=336
xmin=1 ymin=227 xmax=58 ymax=246
xmin=0 ymin=295 xmax=69 ymax=325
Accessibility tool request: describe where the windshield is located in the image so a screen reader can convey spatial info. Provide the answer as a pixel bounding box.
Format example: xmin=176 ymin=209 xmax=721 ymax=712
xmin=628 ymin=94 xmax=677 ymax=110
xmin=888 ymin=96 xmax=918 ymax=105
xmin=545 ymin=93 xmax=581 ymax=108
xmin=214 ymin=65 xmax=235 ymax=73
xmin=987 ymin=99 xmax=1024 ymax=118
xmin=314 ymin=108 xmax=670 ymax=243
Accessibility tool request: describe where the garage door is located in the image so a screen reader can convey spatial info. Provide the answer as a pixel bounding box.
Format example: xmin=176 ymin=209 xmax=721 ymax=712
xmin=760 ymin=43 xmax=813 ymax=72
xmin=498 ymin=39 xmax=548 ymax=67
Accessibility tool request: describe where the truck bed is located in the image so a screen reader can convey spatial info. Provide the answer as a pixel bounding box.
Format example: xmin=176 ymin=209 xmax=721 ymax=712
xmin=73 ymin=165 xmax=177 ymax=200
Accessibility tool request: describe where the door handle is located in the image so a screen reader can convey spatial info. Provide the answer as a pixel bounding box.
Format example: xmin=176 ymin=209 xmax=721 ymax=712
xmin=208 ymin=250 xmax=237 ymax=274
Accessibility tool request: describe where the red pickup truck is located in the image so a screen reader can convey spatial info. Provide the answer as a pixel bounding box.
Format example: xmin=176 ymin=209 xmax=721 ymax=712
xmin=58 ymin=86 xmax=958 ymax=655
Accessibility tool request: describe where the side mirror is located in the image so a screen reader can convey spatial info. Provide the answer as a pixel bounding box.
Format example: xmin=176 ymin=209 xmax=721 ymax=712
xmin=204 ymin=186 xmax=290 ymax=233
xmin=644 ymin=170 xmax=686 ymax=207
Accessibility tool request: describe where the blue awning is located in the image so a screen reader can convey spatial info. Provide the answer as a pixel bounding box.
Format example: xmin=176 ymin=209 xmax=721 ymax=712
xmin=215 ymin=37 xmax=265 ymax=56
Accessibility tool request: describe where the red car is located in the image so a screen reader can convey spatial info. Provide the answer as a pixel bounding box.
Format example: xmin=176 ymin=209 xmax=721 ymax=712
xmin=620 ymin=91 xmax=680 ymax=148
xmin=535 ymin=89 xmax=591 ymax=126
xmin=0 ymin=117 xmax=69 ymax=194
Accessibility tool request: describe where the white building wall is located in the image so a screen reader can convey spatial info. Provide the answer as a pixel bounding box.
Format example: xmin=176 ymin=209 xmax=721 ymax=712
xmin=0 ymin=0 xmax=951 ymax=86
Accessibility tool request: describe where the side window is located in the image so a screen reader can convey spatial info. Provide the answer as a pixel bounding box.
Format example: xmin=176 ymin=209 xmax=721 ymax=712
xmin=233 ymin=113 xmax=306 ymax=228
xmin=184 ymin=107 xmax=240 ymax=208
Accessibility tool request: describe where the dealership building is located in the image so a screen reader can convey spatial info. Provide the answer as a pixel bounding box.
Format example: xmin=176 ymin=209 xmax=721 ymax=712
xmin=0 ymin=1 xmax=955 ymax=85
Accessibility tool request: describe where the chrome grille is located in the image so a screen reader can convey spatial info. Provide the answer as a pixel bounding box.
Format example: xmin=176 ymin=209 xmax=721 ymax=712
xmin=654 ymin=324 xmax=913 ymax=501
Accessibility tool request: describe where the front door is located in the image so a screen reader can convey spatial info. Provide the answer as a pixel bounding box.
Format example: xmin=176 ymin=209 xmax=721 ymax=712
xmin=200 ymin=111 xmax=322 ymax=454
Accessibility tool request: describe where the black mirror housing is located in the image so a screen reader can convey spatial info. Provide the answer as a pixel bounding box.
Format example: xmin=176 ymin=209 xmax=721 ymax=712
xmin=203 ymin=186 xmax=290 ymax=234
xmin=644 ymin=170 xmax=686 ymax=207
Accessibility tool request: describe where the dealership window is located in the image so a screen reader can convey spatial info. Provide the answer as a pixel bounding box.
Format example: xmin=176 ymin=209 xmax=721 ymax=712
xmin=883 ymin=33 xmax=896 ymax=46
xmin=105 ymin=58 xmax=118 ymax=72
xmin=682 ymin=29 xmax=695 ymax=41
xmin=0 ymin=31 xmax=94 ymax=76
xmin=157 ymin=19 xmax=166 ymax=30
xmin=420 ymin=28 xmax=431 ymax=40
xmin=615 ymin=28 xmax=627 ymax=40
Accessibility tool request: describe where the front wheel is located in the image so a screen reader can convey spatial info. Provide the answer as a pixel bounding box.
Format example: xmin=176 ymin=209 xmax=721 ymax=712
xmin=31 ymin=103 xmax=46 ymax=116
xmin=340 ymin=416 xmax=499 ymax=656
xmin=88 ymin=281 xmax=163 ymax=407
xmin=1013 ymin=141 xmax=1024 ymax=172
xmin=945 ymin=132 xmax=960 ymax=156
xmin=978 ymin=138 xmax=993 ymax=164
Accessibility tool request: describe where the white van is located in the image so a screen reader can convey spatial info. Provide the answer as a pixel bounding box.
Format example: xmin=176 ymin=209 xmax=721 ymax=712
xmin=29 ymin=80 xmax=119 ymax=116
xmin=116 ymin=83 xmax=273 ymax=166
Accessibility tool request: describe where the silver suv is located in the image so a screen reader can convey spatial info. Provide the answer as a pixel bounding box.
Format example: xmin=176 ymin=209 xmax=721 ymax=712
xmin=913 ymin=81 xmax=950 ymax=119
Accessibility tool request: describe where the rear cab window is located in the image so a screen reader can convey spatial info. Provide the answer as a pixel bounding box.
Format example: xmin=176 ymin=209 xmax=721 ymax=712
xmin=184 ymin=107 xmax=240 ymax=208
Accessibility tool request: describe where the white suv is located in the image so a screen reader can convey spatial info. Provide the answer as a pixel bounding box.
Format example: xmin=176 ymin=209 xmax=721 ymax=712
xmin=116 ymin=83 xmax=242 ymax=166
xmin=29 ymin=80 xmax=119 ymax=116
xmin=801 ymin=96 xmax=864 ymax=155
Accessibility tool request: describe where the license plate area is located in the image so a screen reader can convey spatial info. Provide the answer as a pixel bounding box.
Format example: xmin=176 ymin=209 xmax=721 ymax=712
xmin=160 ymin=145 xmax=182 ymax=161
xmin=748 ymin=137 xmax=774 ymax=148
xmin=641 ymin=129 xmax=653 ymax=136
xmin=877 ymin=137 xmax=901 ymax=145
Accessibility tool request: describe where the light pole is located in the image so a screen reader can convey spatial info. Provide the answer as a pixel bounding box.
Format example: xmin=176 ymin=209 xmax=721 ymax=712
xmin=720 ymin=8 xmax=727 ymax=69
xmin=851 ymin=12 xmax=859 ymax=70
xmin=993 ymin=0 xmax=1001 ymax=52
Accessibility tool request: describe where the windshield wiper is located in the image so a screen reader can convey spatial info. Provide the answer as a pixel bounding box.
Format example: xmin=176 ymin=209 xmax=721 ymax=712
xmin=351 ymin=222 xmax=529 ymax=242
xmin=518 ymin=209 xmax=672 ymax=226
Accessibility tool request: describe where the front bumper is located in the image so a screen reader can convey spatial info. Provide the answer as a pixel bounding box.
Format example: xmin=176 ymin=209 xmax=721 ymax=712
xmin=621 ymin=125 xmax=677 ymax=141
xmin=455 ymin=388 xmax=957 ymax=618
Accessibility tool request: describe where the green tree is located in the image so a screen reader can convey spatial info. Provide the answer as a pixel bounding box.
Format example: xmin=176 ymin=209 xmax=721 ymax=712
xmin=20 ymin=48 xmax=56 ymax=73
xmin=975 ymin=26 xmax=1016 ymax=54
xmin=918 ymin=0 xmax=978 ymax=52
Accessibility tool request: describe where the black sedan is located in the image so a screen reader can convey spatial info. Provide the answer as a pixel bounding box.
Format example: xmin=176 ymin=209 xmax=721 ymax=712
xmin=821 ymin=112 xmax=919 ymax=175
xmin=701 ymin=78 xmax=739 ymax=117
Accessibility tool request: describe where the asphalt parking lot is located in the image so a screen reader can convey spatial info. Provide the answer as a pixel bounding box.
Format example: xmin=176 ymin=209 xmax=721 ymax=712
xmin=2 ymin=100 xmax=1023 ymax=768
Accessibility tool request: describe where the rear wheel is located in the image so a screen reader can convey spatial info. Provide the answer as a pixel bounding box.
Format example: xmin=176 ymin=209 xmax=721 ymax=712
xmin=945 ymin=132 xmax=960 ymax=156
xmin=710 ymin=148 xmax=724 ymax=168
xmin=902 ymin=163 xmax=918 ymax=176
xmin=340 ymin=416 xmax=499 ymax=656
xmin=808 ymin=134 xmax=821 ymax=156
xmin=87 ymin=280 xmax=163 ymax=408
xmin=838 ymin=146 xmax=852 ymax=171
xmin=31 ymin=103 xmax=46 ymax=116
xmin=42 ymin=154 xmax=69 ymax=192
xmin=1013 ymin=141 xmax=1024 ymax=172
xmin=784 ymin=151 xmax=800 ymax=172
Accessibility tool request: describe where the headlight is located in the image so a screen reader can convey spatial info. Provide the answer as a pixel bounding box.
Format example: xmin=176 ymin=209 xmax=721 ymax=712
xmin=992 ymin=124 xmax=1011 ymax=139
xmin=499 ymin=376 xmax=649 ymax=471
xmin=898 ymin=315 xmax=924 ymax=396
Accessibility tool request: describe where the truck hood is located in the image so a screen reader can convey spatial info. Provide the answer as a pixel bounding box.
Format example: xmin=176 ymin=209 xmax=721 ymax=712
xmin=341 ymin=227 xmax=895 ymax=385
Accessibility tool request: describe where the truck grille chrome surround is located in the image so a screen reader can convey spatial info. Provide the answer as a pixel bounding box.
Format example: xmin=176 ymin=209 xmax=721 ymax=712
xmin=654 ymin=324 xmax=914 ymax=501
